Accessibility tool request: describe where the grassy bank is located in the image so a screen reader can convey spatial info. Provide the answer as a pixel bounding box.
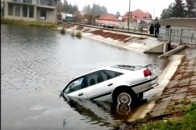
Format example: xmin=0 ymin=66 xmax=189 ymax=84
xmin=138 ymin=103 xmax=196 ymax=130
xmin=1 ymin=18 xmax=57 ymax=28
xmin=114 ymin=102 xmax=196 ymax=130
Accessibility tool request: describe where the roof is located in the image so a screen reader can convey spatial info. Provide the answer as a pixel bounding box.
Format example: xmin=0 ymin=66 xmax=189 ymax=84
xmin=95 ymin=20 xmax=120 ymax=26
xmin=123 ymin=9 xmax=152 ymax=20
xmin=159 ymin=18 xmax=196 ymax=28
xmin=98 ymin=14 xmax=118 ymax=21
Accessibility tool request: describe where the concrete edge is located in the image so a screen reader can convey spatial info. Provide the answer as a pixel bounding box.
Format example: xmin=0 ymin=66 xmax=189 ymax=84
xmin=159 ymin=45 xmax=186 ymax=58
xmin=130 ymin=55 xmax=185 ymax=121
xmin=144 ymin=42 xmax=165 ymax=54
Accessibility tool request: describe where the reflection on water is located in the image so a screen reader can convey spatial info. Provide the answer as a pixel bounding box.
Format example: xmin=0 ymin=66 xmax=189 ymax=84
xmin=64 ymin=97 xmax=147 ymax=127
xmin=1 ymin=24 xmax=166 ymax=130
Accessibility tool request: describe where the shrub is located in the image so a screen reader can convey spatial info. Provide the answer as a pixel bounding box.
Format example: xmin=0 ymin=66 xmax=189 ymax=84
xmin=60 ymin=28 xmax=66 ymax=35
xmin=75 ymin=32 xmax=82 ymax=39
xmin=71 ymin=31 xmax=75 ymax=37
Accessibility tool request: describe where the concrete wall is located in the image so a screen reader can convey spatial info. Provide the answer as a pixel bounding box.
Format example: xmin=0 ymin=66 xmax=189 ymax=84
xmin=159 ymin=26 xmax=196 ymax=44
xmin=36 ymin=8 xmax=56 ymax=23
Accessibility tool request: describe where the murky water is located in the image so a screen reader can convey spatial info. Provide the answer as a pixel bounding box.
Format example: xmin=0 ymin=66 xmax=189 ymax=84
xmin=1 ymin=24 xmax=166 ymax=130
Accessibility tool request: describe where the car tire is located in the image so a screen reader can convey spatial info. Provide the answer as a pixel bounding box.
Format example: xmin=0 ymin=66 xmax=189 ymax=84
xmin=117 ymin=92 xmax=132 ymax=105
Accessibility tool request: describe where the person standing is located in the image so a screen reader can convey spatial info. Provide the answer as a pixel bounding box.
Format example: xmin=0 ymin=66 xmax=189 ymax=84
xmin=149 ymin=24 xmax=154 ymax=35
xmin=155 ymin=22 xmax=161 ymax=38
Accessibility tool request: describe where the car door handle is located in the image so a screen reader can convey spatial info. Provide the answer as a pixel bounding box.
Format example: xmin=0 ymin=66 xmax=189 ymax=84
xmin=108 ymin=83 xmax=113 ymax=86
xmin=78 ymin=93 xmax=84 ymax=96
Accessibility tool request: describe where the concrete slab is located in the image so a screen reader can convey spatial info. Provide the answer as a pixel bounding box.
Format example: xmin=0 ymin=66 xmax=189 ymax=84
xmin=144 ymin=42 xmax=164 ymax=54
xmin=159 ymin=45 xmax=186 ymax=58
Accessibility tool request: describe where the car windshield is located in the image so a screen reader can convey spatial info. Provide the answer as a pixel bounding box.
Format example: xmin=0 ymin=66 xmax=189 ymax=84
xmin=64 ymin=78 xmax=84 ymax=94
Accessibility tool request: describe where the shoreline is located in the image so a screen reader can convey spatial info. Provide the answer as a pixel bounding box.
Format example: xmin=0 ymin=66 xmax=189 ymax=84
xmin=56 ymin=25 xmax=164 ymax=53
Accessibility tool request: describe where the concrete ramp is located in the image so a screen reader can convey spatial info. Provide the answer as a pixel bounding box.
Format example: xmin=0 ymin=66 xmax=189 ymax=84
xmin=144 ymin=42 xmax=165 ymax=54
xmin=159 ymin=45 xmax=186 ymax=58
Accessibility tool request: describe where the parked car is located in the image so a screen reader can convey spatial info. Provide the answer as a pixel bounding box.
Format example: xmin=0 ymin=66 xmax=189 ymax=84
xmin=60 ymin=64 xmax=158 ymax=106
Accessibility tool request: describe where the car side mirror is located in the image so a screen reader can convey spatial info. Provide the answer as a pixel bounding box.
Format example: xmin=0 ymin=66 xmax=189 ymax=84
xmin=59 ymin=91 xmax=63 ymax=98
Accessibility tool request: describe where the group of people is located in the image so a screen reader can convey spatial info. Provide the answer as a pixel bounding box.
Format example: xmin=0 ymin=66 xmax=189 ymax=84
xmin=149 ymin=22 xmax=161 ymax=38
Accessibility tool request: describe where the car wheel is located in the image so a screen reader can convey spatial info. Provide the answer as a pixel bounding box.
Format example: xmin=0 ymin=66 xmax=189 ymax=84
xmin=117 ymin=92 xmax=132 ymax=105
xmin=116 ymin=103 xmax=131 ymax=115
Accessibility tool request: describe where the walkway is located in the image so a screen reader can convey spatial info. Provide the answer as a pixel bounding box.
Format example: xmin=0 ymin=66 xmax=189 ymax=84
xmin=150 ymin=48 xmax=196 ymax=117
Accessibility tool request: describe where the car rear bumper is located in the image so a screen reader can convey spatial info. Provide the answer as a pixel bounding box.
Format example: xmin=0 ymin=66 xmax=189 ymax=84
xmin=131 ymin=76 xmax=158 ymax=94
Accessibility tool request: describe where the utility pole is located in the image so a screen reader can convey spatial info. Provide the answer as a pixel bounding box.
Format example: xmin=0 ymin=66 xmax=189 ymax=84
xmin=128 ymin=0 xmax=131 ymax=31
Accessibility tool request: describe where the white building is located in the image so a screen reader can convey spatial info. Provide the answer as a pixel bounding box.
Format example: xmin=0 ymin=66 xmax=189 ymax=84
xmin=3 ymin=0 xmax=57 ymax=23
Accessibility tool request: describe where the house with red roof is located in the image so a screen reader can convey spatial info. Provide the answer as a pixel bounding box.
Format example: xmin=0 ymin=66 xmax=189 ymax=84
xmin=123 ymin=9 xmax=152 ymax=22
xmin=95 ymin=14 xmax=120 ymax=26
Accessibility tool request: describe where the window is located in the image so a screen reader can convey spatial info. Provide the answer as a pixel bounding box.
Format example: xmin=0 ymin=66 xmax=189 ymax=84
xmin=23 ymin=0 xmax=32 ymax=4
xmin=15 ymin=5 xmax=20 ymax=17
xmin=40 ymin=10 xmax=46 ymax=20
xmin=29 ymin=6 xmax=34 ymax=18
xmin=22 ymin=6 xmax=28 ymax=17
xmin=65 ymin=78 xmax=85 ymax=94
xmin=103 ymin=70 xmax=122 ymax=80
xmin=8 ymin=3 xmax=14 ymax=16
xmin=86 ymin=72 xmax=99 ymax=87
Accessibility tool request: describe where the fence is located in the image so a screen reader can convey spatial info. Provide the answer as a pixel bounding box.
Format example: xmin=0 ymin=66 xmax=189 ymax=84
xmin=159 ymin=28 xmax=196 ymax=44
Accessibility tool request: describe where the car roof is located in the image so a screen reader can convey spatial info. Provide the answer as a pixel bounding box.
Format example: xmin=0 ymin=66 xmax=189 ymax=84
xmin=71 ymin=65 xmax=138 ymax=80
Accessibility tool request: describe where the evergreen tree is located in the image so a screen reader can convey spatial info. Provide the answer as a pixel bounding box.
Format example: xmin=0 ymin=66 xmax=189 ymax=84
xmin=115 ymin=11 xmax=121 ymax=17
xmin=172 ymin=0 xmax=185 ymax=17
xmin=154 ymin=17 xmax=159 ymax=21
xmin=185 ymin=0 xmax=196 ymax=17
xmin=160 ymin=4 xmax=173 ymax=19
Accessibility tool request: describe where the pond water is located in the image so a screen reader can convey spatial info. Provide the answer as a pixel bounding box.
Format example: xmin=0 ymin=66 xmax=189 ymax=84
xmin=1 ymin=24 xmax=166 ymax=130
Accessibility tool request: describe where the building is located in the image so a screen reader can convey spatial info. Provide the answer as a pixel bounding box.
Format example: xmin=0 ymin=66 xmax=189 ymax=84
xmin=3 ymin=0 xmax=57 ymax=23
xmin=159 ymin=18 xmax=196 ymax=29
xmin=1 ymin=0 xmax=4 ymax=16
xmin=60 ymin=12 xmax=73 ymax=22
xmin=123 ymin=9 xmax=152 ymax=22
xmin=159 ymin=18 xmax=196 ymax=44
xmin=95 ymin=14 xmax=119 ymax=26
xmin=120 ymin=9 xmax=152 ymax=30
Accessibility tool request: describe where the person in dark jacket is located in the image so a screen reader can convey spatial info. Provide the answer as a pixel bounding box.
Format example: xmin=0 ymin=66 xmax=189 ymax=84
xmin=154 ymin=22 xmax=161 ymax=38
xmin=149 ymin=24 xmax=154 ymax=34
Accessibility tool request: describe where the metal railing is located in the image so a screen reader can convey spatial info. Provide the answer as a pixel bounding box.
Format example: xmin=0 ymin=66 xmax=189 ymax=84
xmin=159 ymin=28 xmax=196 ymax=44
xmin=10 ymin=0 xmax=33 ymax=4
xmin=37 ymin=0 xmax=55 ymax=6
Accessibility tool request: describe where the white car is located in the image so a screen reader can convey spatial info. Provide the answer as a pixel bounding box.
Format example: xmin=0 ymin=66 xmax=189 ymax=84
xmin=61 ymin=64 xmax=158 ymax=105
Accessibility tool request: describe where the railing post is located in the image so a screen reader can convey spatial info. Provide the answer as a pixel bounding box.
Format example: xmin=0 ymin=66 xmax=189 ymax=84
xmin=179 ymin=29 xmax=183 ymax=45
xmin=168 ymin=29 xmax=172 ymax=43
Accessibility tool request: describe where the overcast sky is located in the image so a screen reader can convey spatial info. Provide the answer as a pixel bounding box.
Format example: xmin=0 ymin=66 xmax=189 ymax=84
xmin=62 ymin=0 xmax=175 ymax=18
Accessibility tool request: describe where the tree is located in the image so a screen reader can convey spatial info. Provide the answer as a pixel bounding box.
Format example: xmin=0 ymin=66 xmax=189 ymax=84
xmin=61 ymin=0 xmax=78 ymax=14
xmin=160 ymin=4 xmax=173 ymax=19
xmin=82 ymin=4 xmax=108 ymax=24
xmin=82 ymin=4 xmax=107 ymax=16
xmin=172 ymin=0 xmax=185 ymax=17
xmin=154 ymin=17 xmax=159 ymax=21
xmin=56 ymin=0 xmax=63 ymax=13
xmin=115 ymin=11 xmax=121 ymax=17
xmin=185 ymin=0 xmax=196 ymax=17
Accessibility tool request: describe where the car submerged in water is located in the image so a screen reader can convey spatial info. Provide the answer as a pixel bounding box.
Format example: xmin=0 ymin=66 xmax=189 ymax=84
xmin=60 ymin=64 xmax=158 ymax=106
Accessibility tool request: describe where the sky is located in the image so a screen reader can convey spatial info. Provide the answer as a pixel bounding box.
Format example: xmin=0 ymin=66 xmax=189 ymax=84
xmin=61 ymin=0 xmax=175 ymax=18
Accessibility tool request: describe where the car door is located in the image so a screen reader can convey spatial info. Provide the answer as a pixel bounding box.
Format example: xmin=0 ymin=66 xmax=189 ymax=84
xmin=65 ymin=77 xmax=88 ymax=100
xmin=85 ymin=70 xmax=123 ymax=101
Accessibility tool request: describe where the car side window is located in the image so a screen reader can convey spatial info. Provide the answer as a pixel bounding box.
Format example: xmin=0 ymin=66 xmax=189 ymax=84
xmin=103 ymin=70 xmax=122 ymax=80
xmin=86 ymin=72 xmax=99 ymax=87
xmin=65 ymin=77 xmax=85 ymax=94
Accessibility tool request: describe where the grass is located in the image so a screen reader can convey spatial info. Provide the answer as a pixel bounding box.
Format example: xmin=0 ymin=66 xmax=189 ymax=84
xmin=1 ymin=18 xmax=57 ymax=28
xmin=75 ymin=32 xmax=82 ymax=39
xmin=138 ymin=103 xmax=196 ymax=130
xmin=71 ymin=31 xmax=75 ymax=37
xmin=60 ymin=28 xmax=66 ymax=35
